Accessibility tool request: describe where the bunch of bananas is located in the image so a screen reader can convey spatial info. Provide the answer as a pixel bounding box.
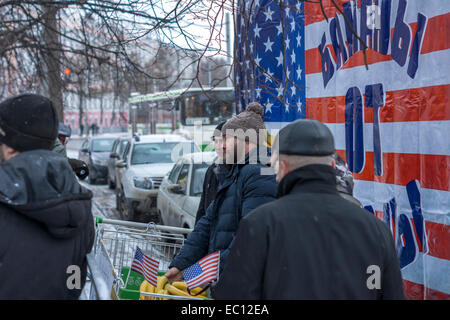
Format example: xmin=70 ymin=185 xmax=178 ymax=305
xmin=139 ymin=276 xmax=207 ymax=300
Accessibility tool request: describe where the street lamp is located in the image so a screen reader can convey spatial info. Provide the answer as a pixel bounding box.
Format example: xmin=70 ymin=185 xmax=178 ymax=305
xmin=149 ymin=102 xmax=157 ymax=134
xmin=130 ymin=92 xmax=140 ymax=136
xmin=131 ymin=105 xmax=138 ymax=136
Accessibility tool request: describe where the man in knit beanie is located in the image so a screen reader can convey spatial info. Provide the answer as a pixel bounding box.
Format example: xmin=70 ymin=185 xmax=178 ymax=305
xmin=221 ymin=102 xmax=268 ymax=165
xmin=166 ymin=101 xmax=278 ymax=284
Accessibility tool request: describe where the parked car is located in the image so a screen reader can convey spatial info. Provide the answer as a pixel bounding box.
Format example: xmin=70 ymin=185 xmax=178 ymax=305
xmin=157 ymin=152 xmax=216 ymax=230
xmin=107 ymin=135 xmax=131 ymax=189
xmin=115 ymin=134 xmax=201 ymax=223
xmin=78 ymin=135 xmax=117 ymax=184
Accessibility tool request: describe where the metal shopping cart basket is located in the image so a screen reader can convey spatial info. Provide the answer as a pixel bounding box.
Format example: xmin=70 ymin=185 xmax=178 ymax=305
xmin=82 ymin=217 xmax=206 ymax=300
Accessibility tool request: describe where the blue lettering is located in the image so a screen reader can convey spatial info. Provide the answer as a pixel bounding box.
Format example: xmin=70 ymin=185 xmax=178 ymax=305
xmin=345 ymin=87 xmax=365 ymax=173
xmin=343 ymin=1 xmax=359 ymax=57
xmin=374 ymin=0 xmax=392 ymax=54
xmin=360 ymin=0 xmax=374 ymax=49
xmin=323 ymin=0 xmax=425 ymax=83
xmin=330 ymin=14 xmax=348 ymax=69
xmin=383 ymin=198 xmax=397 ymax=242
xmin=318 ymin=34 xmax=335 ymax=88
xmin=377 ymin=181 xmax=427 ymax=269
xmin=406 ymin=180 xmax=428 ymax=253
xmin=365 ymin=83 xmax=385 ymax=176
xmin=391 ymin=0 xmax=411 ymax=67
xmin=364 ymin=205 xmax=375 ymax=215
xmin=397 ymin=213 xmax=416 ymax=268
xmin=407 ymin=13 xmax=427 ymax=78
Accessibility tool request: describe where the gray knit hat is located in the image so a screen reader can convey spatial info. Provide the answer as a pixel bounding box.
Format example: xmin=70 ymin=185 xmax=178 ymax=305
xmin=221 ymin=102 xmax=266 ymax=144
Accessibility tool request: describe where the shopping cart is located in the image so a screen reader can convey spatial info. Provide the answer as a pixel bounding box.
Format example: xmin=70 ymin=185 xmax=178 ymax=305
xmin=83 ymin=217 xmax=207 ymax=300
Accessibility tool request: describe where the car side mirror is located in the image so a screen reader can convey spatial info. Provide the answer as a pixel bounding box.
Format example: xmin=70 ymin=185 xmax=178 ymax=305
xmin=81 ymin=148 xmax=89 ymax=153
xmin=116 ymin=160 xmax=127 ymax=168
xmin=168 ymin=184 xmax=184 ymax=194
xmin=110 ymin=152 xmax=119 ymax=159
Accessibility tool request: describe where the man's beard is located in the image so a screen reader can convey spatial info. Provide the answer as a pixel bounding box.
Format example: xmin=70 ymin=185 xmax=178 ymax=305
xmin=225 ymin=141 xmax=246 ymax=165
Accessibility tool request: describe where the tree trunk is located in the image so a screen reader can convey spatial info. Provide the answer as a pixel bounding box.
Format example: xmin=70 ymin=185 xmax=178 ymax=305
xmin=42 ymin=5 xmax=63 ymax=121
xmin=78 ymin=77 xmax=84 ymax=136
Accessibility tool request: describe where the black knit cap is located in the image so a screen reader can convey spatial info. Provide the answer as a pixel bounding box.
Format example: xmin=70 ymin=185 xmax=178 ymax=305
xmin=0 ymin=94 xmax=59 ymax=151
xmin=212 ymin=121 xmax=226 ymax=138
xmin=273 ymin=119 xmax=335 ymax=156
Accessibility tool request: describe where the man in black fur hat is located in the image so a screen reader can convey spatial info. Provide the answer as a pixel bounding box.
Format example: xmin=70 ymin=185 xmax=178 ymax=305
xmin=0 ymin=94 xmax=94 ymax=299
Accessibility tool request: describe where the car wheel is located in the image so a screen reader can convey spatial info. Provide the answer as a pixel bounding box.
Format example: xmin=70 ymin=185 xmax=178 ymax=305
xmin=107 ymin=175 xmax=115 ymax=189
xmin=115 ymin=190 xmax=121 ymax=210
xmin=88 ymin=172 xmax=96 ymax=185
xmin=118 ymin=190 xmax=133 ymax=221
xmin=158 ymin=210 xmax=165 ymax=225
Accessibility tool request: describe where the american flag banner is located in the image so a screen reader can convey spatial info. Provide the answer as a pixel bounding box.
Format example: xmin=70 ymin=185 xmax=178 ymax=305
xmin=182 ymin=251 xmax=220 ymax=289
xmin=237 ymin=0 xmax=449 ymax=300
xmin=234 ymin=0 xmax=306 ymax=131
xmin=131 ymin=246 xmax=159 ymax=287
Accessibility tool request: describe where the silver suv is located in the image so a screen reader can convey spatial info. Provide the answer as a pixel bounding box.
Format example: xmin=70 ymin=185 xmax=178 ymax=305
xmin=115 ymin=134 xmax=200 ymax=222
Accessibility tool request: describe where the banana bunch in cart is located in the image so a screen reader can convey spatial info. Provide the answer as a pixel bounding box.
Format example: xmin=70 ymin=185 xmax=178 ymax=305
xmin=86 ymin=218 xmax=218 ymax=300
xmin=139 ymin=276 xmax=209 ymax=300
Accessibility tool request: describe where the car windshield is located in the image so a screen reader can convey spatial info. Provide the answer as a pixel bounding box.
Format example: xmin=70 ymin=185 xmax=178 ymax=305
xmin=191 ymin=164 xmax=209 ymax=196
xmin=91 ymin=139 xmax=115 ymax=152
xmin=131 ymin=142 xmax=199 ymax=165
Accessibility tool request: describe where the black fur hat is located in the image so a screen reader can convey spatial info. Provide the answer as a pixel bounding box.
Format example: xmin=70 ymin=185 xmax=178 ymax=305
xmin=0 ymin=94 xmax=59 ymax=151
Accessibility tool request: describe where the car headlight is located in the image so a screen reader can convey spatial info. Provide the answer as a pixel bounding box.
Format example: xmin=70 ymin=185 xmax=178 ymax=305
xmin=133 ymin=177 xmax=154 ymax=190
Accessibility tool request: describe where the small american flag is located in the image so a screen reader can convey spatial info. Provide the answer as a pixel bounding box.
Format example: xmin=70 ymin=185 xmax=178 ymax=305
xmin=182 ymin=251 xmax=220 ymax=289
xmin=131 ymin=246 xmax=159 ymax=287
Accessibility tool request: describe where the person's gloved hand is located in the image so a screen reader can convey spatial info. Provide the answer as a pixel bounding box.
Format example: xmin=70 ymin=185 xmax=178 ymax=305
xmin=68 ymin=158 xmax=89 ymax=180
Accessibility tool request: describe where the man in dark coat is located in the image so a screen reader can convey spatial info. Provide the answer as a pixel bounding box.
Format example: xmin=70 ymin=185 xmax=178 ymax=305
xmin=195 ymin=121 xmax=228 ymax=224
xmin=0 ymin=94 xmax=95 ymax=299
xmin=214 ymin=119 xmax=404 ymax=300
xmin=165 ymin=102 xmax=277 ymax=282
xmin=52 ymin=122 xmax=89 ymax=181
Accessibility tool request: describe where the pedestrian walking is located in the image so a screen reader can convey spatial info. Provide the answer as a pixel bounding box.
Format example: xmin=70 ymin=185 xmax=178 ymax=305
xmin=0 ymin=94 xmax=95 ymax=299
xmin=52 ymin=122 xmax=72 ymax=157
xmin=52 ymin=122 xmax=89 ymax=181
xmin=213 ymin=119 xmax=404 ymax=300
xmin=195 ymin=121 xmax=229 ymax=224
xmin=165 ymin=102 xmax=278 ymax=283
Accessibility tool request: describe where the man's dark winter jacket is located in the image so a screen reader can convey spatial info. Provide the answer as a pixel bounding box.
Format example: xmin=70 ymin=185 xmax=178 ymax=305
xmin=170 ymin=149 xmax=277 ymax=273
xmin=0 ymin=150 xmax=95 ymax=299
xmin=195 ymin=162 xmax=229 ymax=224
xmin=214 ymin=164 xmax=404 ymax=300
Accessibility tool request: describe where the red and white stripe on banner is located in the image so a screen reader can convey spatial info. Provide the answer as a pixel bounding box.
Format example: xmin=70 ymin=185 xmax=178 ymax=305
xmin=303 ymin=0 xmax=450 ymax=299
